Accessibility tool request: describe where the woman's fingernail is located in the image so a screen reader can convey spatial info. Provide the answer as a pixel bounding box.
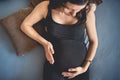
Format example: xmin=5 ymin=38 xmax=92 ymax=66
xmin=51 ymin=61 xmax=54 ymax=64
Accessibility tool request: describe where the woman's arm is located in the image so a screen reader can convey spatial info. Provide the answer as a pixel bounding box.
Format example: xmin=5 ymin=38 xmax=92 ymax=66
xmin=61 ymin=4 xmax=98 ymax=79
xmin=20 ymin=1 xmax=49 ymax=46
xmin=82 ymin=3 xmax=98 ymax=71
xmin=21 ymin=1 xmax=55 ymax=64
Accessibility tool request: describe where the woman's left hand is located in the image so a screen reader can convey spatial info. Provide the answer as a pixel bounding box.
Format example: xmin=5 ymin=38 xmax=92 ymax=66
xmin=61 ymin=66 xmax=87 ymax=79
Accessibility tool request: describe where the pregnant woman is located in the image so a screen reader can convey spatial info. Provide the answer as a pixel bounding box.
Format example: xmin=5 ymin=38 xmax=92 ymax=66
xmin=21 ymin=0 xmax=101 ymax=80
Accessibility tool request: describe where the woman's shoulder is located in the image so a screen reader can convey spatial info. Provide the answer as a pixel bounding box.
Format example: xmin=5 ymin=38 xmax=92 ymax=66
xmin=35 ymin=0 xmax=50 ymax=11
xmin=85 ymin=4 xmax=96 ymax=24
xmin=89 ymin=3 xmax=96 ymax=12
xmin=34 ymin=0 xmax=50 ymax=18
xmin=86 ymin=3 xmax=96 ymax=13
xmin=37 ymin=0 xmax=50 ymax=7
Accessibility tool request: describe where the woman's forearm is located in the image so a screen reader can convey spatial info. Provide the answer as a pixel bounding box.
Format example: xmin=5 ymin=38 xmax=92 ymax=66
xmin=20 ymin=24 xmax=48 ymax=46
xmin=83 ymin=3 xmax=98 ymax=71
xmin=20 ymin=1 xmax=50 ymax=47
xmin=82 ymin=41 xmax=98 ymax=71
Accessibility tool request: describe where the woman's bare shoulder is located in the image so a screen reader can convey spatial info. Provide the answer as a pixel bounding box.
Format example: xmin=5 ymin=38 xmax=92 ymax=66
xmin=86 ymin=3 xmax=96 ymax=13
xmin=34 ymin=0 xmax=50 ymax=18
xmin=37 ymin=0 xmax=49 ymax=8
xmin=85 ymin=4 xmax=96 ymax=25
xmin=21 ymin=1 xmax=50 ymax=26
xmin=89 ymin=3 xmax=96 ymax=12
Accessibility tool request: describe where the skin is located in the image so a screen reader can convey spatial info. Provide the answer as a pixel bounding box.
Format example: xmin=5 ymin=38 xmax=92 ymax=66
xmin=20 ymin=1 xmax=98 ymax=79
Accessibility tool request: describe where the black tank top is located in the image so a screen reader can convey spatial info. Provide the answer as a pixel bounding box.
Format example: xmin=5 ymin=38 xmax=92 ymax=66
xmin=42 ymin=8 xmax=86 ymax=42
xmin=41 ymin=8 xmax=87 ymax=73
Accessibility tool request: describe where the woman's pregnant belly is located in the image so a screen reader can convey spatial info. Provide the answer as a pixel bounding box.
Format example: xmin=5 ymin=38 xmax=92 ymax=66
xmin=51 ymin=39 xmax=87 ymax=73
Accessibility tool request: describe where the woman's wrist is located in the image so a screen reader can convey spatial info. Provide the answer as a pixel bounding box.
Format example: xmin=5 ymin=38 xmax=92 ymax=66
xmin=41 ymin=40 xmax=49 ymax=47
xmin=85 ymin=59 xmax=92 ymax=63
xmin=82 ymin=59 xmax=92 ymax=71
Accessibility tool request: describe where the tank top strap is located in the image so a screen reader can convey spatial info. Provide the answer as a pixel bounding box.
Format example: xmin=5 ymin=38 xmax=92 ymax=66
xmin=45 ymin=6 xmax=52 ymax=21
xmin=37 ymin=6 xmax=52 ymax=27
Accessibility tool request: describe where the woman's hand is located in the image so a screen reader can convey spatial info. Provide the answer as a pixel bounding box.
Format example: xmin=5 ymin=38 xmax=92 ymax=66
xmin=43 ymin=41 xmax=55 ymax=64
xmin=61 ymin=66 xmax=87 ymax=79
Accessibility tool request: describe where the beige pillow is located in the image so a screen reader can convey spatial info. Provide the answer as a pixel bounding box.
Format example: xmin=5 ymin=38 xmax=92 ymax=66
xmin=0 ymin=6 xmax=45 ymax=56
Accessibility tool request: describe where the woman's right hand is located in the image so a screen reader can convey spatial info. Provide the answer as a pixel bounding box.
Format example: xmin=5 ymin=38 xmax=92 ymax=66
xmin=43 ymin=41 xmax=55 ymax=64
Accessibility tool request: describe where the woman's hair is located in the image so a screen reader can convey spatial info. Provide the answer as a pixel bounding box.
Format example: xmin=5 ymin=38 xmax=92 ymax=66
xmin=48 ymin=0 xmax=103 ymax=23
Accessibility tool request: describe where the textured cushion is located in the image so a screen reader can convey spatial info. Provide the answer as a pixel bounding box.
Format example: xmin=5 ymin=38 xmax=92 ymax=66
xmin=0 ymin=6 xmax=45 ymax=56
